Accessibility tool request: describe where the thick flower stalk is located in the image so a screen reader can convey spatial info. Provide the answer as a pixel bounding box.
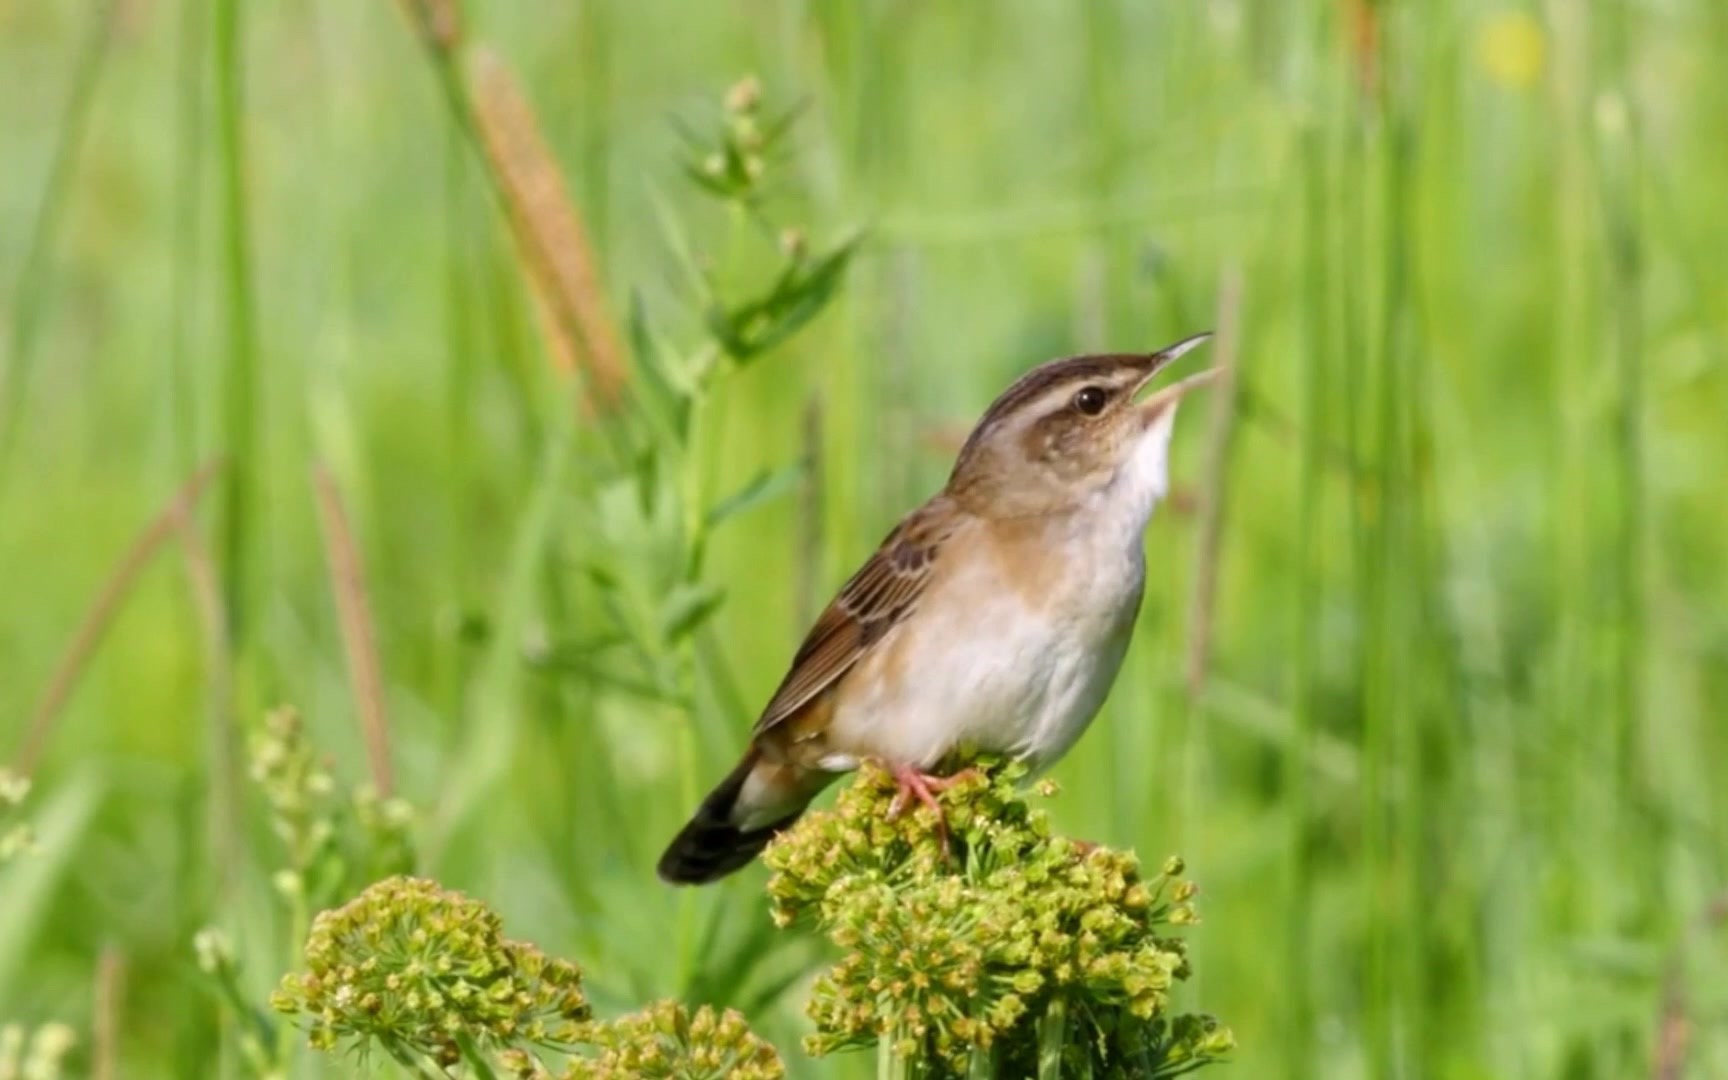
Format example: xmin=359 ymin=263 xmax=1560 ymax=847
xmin=763 ymin=761 xmax=1234 ymax=1077
xmin=270 ymin=876 xmax=590 ymax=1070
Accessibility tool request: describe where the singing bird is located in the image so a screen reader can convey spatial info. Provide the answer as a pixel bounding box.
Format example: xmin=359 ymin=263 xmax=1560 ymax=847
xmin=658 ymin=334 xmax=1218 ymax=885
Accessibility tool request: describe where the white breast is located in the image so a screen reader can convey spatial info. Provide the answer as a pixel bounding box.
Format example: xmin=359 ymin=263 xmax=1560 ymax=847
xmin=828 ymin=505 xmax=1148 ymax=773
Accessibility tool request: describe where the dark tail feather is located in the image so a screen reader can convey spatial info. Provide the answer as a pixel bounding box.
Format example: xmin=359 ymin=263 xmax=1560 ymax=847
xmin=657 ymin=752 xmax=803 ymax=885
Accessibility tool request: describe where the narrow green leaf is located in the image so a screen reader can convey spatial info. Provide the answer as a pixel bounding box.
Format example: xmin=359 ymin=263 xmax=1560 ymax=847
xmin=659 ymin=581 xmax=726 ymax=644
xmin=712 ymin=227 xmax=866 ymax=362
xmin=706 ymin=463 xmax=803 ymax=528
xmin=626 ymin=288 xmax=692 ymax=441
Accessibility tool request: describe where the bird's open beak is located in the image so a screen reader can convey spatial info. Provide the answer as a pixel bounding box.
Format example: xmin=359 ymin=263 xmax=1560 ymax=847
xmin=1133 ymin=333 xmax=1222 ymax=422
xmin=1139 ymin=367 xmax=1224 ymax=416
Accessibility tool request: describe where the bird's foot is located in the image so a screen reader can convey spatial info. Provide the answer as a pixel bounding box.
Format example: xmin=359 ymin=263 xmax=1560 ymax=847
xmin=883 ymin=764 xmax=982 ymax=858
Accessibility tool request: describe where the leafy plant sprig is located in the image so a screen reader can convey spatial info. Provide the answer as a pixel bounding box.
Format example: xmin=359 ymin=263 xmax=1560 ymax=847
xmin=538 ymin=74 xmax=860 ymax=716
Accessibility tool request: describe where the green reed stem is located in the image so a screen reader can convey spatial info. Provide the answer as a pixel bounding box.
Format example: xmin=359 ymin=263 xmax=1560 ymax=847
xmin=212 ymin=0 xmax=259 ymax=652
xmin=1286 ymin=119 xmax=1328 ymax=1080
xmin=0 ymin=0 xmax=118 ymax=479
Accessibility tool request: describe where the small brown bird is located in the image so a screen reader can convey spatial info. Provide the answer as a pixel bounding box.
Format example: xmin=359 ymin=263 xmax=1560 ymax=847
xmin=659 ymin=334 xmax=1218 ymax=884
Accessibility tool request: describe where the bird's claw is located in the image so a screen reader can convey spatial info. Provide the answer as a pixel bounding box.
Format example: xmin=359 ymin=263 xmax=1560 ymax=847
xmin=883 ymin=764 xmax=982 ymax=861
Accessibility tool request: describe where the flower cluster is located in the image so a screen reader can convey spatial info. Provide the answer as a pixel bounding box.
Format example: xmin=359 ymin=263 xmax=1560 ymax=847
xmin=561 ymin=1001 xmax=784 ymax=1080
xmin=0 ymin=769 xmax=34 ymax=864
xmin=0 ymin=1023 xmax=75 ymax=1080
xmin=249 ymin=706 xmax=415 ymax=902
xmin=250 ymin=706 xmax=339 ymax=877
xmin=763 ymin=761 xmax=1234 ymax=1076
xmin=277 ymin=877 xmax=789 ymax=1078
xmin=270 ymin=876 xmax=590 ymax=1069
xmin=687 ymin=75 xmax=778 ymax=205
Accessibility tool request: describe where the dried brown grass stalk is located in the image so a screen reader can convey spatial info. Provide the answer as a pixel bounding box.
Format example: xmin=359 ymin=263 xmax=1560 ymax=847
xmin=172 ymin=497 xmax=241 ymax=888
xmin=526 ymin=282 xmax=579 ymax=378
xmin=93 ymin=945 xmax=126 ymax=1080
xmin=11 ymin=458 xmax=225 ymax=775
xmin=795 ymin=396 xmax=824 ymax=629
xmin=311 ymin=465 xmax=394 ymax=797
xmin=1651 ymin=889 xmax=1728 ymax=1080
xmin=1185 ymin=267 xmax=1245 ymax=700
xmin=395 ymin=0 xmax=462 ymax=51
xmin=466 ymin=47 xmax=626 ymax=407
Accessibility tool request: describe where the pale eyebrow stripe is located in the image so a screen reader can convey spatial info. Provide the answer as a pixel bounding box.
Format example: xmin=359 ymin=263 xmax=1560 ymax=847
xmin=954 ymin=353 xmax=1149 ymax=469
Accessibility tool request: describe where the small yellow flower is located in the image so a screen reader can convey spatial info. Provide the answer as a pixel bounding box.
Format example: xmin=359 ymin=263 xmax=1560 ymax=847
xmin=1478 ymin=11 xmax=1546 ymax=90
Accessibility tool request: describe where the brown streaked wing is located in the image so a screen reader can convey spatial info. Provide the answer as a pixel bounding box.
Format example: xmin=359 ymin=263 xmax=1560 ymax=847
xmin=751 ymin=499 xmax=953 ymax=736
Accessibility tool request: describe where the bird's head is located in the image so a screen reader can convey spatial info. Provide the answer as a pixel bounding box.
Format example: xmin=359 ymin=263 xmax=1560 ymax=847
xmin=945 ymin=333 xmax=1218 ymax=520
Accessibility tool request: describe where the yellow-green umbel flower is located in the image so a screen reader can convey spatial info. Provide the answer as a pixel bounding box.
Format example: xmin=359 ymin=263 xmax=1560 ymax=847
xmin=562 ymin=1001 xmax=784 ymax=1080
xmin=0 ymin=768 xmax=35 ymax=864
xmin=0 ymin=1022 xmax=76 ymax=1080
xmin=249 ymin=707 xmax=339 ymax=875
xmin=763 ymin=761 xmax=1233 ymax=1077
xmin=271 ymin=876 xmax=590 ymax=1069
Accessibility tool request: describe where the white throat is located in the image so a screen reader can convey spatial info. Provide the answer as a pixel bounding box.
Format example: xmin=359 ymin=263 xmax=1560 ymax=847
xmin=1106 ymin=403 xmax=1181 ymax=532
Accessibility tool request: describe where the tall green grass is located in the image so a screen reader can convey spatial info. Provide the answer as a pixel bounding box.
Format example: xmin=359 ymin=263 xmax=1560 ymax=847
xmin=3 ymin=1 xmax=1727 ymax=1077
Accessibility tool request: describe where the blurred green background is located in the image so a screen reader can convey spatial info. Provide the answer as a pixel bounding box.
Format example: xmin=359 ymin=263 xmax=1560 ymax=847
xmin=4 ymin=0 xmax=1727 ymax=1076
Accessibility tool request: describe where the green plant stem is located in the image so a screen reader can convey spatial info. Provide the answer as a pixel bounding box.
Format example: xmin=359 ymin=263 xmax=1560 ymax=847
xmin=206 ymin=959 xmax=278 ymax=1073
xmin=384 ymin=1040 xmax=447 ymax=1080
xmin=877 ymin=1033 xmax=909 ymax=1080
xmin=0 ymin=0 xmax=119 ymax=479
xmin=212 ymin=0 xmax=259 ymax=655
xmin=1038 ymin=994 xmax=1068 ymax=1080
xmin=455 ymin=1034 xmax=500 ymax=1080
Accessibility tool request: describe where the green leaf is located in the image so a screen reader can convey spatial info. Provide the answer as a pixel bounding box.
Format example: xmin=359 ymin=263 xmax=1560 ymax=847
xmin=709 ymin=227 xmax=866 ymax=362
xmin=626 ymin=288 xmax=692 ymax=442
xmin=533 ymin=648 xmax=690 ymax=708
xmin=706 ymin=463 xmax=803 ymax=528
xmin=659 ymin=581 xmax=726 ymax=644
xmin=632 ymin=444 xmax=660 ymax=518
xmin=646 ymin=182 xmax=711 ymax=303
xmin=582 ymin=561 xmax=621 ymax=592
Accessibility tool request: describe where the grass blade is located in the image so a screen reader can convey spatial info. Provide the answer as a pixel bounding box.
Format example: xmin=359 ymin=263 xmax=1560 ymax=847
xmin=0 ymin=0 xmax=120 ymax=477
xmin=212 ymin=0 xmax=260 ymax=651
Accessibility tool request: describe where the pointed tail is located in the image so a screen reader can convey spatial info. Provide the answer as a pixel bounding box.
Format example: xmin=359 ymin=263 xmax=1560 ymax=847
xmin=656 ymin=751 xmax=821 ymax=885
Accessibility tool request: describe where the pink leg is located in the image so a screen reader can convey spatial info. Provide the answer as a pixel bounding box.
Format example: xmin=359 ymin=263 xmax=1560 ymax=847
xmin=884 ymin=764 xmax=982 ymax=856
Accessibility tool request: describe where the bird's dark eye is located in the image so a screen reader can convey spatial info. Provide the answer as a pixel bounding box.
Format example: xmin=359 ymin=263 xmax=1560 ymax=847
xmin=1072 ymin=386 xmax=1109 ymax=416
